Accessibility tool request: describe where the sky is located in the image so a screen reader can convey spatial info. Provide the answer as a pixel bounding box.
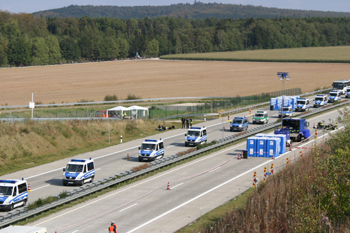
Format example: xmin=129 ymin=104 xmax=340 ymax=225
xmin=1 ymin=0 xmax=350 ymax=14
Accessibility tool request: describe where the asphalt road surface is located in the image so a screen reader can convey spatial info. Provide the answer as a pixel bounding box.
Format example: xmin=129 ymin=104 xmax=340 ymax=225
xmin=25 ymin=103 xmax=345 ymax=232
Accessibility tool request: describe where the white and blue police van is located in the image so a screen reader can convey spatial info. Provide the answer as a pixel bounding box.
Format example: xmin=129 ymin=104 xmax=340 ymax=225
xmin=295 ymin=98 xmax=310 ymax=112
xmin=185 ymin=126 xmax=207 ymax=146
xmin=345 ymin=87 xmax=350 ymax=98
xmin=313 ymin=94 xmax=328 ymax=107
xmin=62 ymin=158 xmax=95 ymax=186
xmin=328 ymin=90 xmax=341 ymax=103
xmin=278 ymin=106 xmax=293 ymax=118
xmin=0 ymin=179 xmax=28 ymax=211
xmin=230 ymin=117 xmax=249 ymax=132
xmin=138 ymin=139 xmax=164 ymax=162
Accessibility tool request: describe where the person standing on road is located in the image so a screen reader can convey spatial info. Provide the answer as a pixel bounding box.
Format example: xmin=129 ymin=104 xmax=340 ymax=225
xmin=108 ymin=221 xmax=117 ymax=233
xmin=190 ymin=117 xmax=193 ymax=127
xmin=181 ymin=117 xmax=185 ymax=128
xmin=186 ymin=118 xmax=189 ymax=129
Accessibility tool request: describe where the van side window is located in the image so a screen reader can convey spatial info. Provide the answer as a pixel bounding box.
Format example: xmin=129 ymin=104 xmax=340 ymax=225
xmin=18 ymin=183 xmax=27 ymax=194
xmin=87 ymin=162 xmax=94 ymax=171
xmin=84 ymin=165 xmax=87 ymax=173
xmin=156 ymin=144 xmax=159 ymax=151
xmin=13 ymin=186 xmax=17 ymax=196
xmin=159 ymin=142 xmax=164 ymax=149
xmin=203 ymin=130 xmax=207 ymax=135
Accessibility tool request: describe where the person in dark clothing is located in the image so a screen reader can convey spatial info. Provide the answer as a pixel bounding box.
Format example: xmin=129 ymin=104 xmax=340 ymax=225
xmin=181 ymin=117 xmax=185 ymax=128
xmin=190 ymin=118 xmax=193 ymax=127
xmin=186 ymin=118 xmax=189 ymax=128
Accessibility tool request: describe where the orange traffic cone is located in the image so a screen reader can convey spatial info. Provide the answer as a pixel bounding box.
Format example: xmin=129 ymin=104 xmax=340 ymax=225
xmin=126 ymin=153 xmax=129 ymax=160
xmin=28 ymin=183 xmax=31 ymax=191
xmin=237 ymin=153 xmax=241 ymax=160
xmin=167 ymin=182 xmax=171 ymax=190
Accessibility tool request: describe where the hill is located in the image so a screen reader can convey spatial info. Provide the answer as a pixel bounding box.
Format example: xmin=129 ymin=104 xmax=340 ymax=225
xmin=33 ymin=3 xmax=350 ymax=19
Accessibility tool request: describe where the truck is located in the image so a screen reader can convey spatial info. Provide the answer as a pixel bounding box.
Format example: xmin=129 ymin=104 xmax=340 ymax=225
xmin=295 ymin=98 xmax=310 ymax=112
xmin=278 ymin=106 xmax=293 ymax=118
xmin=0 ymin=226 xmax=47 ymax=233
xmin=274 ymin=118 xmax=311 ymax=145
xmin=313 ymin=94 xmax=328 ymax=107
xmin=230 ymin=117 xmax=248 ymax=132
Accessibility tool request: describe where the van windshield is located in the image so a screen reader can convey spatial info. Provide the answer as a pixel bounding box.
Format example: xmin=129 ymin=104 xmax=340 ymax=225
xmin=281 ymin=107 xmax=290 ymax=111
xmin=297 ymin=100 xmax=306 ymax=104
xmin=187 ymin=130 xmax=200 ymax=137
xmin=255 ymin=113 xmax=264 ymax=117
xmin=330 ymin=93 xmax=337 ymax=97
xmin=141 ymin=143 xmax=155 ymax=150
xmin=66 ymin=164 xmax=83 ymax=173
xmin=0 ymin=186 xmax=13 ymax=196
xmin=315 ymin=97 xmax=323 ymax=101
xmin=232 ymin=119 xmax=243 ymax=124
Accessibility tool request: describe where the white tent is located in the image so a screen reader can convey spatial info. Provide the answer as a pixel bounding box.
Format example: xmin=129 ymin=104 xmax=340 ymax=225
xmin=106 ymin=106 xmax=128 ymax=118
xmin=126 ymin=106 xmax=149 ymax=119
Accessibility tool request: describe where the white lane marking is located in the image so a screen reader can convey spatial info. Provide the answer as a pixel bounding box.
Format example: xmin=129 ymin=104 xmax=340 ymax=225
xmin=209 ymin=167 xmax=221 ymax=173
xmin=26 ymin=122 xmax=222 ymax=180
xmin=95 ymin=168 xmax=101 ymax=171
xmin=167 ymin=146 xmax=174 ymax=149
xmin=31 ymin=184 xmax=50 ymax=192
xmin=119 ymin=203 xmax=138 ymax=212
xmin=171 ymin=183 xmax=183 ymax=189
xmin=71 ymin=231 xmax=79 ymax=233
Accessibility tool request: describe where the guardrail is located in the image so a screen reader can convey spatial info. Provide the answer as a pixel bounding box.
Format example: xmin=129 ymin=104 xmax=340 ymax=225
xmin=0 ymin=94 xmax=346 ymax=228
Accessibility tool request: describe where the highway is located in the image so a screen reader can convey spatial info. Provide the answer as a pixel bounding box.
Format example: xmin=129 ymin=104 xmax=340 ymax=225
xmin=27 ymin=105 xmax=344 ymax=233
xmin=0 ymin=96 xmax=337 ymax=211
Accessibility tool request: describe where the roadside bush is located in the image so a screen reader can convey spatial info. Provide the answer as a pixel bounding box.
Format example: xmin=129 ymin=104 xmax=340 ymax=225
xmin=197 ymin=140 xmax=217 ymax=150
xmin=104 ymin=94 xmax=118 ymax=101
xmin=126 ymin=93 xmax=141 ymax=100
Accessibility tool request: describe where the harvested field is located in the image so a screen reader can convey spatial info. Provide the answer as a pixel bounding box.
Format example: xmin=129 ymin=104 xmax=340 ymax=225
xmin=0 ymin=59 xmax=348 ymax=106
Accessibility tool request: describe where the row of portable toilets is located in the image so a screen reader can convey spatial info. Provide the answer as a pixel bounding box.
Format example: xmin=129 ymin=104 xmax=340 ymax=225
xmin=270 ymin=96 xmax=300 ymax=111
xmin=246 ymin=134 xmax=286 ymax=158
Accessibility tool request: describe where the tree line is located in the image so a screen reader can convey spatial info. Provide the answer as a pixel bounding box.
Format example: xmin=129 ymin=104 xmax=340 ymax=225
xmin=33 ymin=3 xmax=350 ymax=20
xmin=0 ymin=11 xmax=350 ymax=66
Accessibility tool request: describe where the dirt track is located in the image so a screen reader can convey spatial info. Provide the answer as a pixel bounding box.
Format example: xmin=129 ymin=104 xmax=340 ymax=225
xmin=0 ymin=60 xmax=348 ymax=105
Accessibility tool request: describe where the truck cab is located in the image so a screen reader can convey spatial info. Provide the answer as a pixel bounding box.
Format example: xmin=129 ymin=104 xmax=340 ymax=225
xmin=313 ymin=94 xmax=328 ymax=107
xmin=185 ymin=126 xmax=207 ymax=147
xmin=295 ymin=98 xmax=310 ymax=112
xmin=230 ymin=117 xmax=248 ymax=132
xmin=138 ymin=139 xmax=164 ymax=162
xmin=62 ymin=158 xmax=95 ymax=186
xmin=0 ymin=179 xmax=28 ymax=211
xmin=253 ymin=111 xmax=268 ymax=124
xmin=278 ymin=106 xmax=293 ymax=118
xmin=328 ymin=91 xmax=341 ymax=103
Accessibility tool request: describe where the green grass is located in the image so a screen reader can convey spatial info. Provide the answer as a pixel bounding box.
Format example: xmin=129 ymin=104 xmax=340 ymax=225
xmin=161 ymin=46 xmax=350 ymax=63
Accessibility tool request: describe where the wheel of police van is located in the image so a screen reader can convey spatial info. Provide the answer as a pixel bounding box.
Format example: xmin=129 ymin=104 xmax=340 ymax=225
xmin=63 ymin=180 xmax=68 ymax=186
xmin=138 ymin=157 xmax=142 ymax=162
xmin=78 ymin=179 xmax=84 ymax=186
xmin=90 ymin=176 xmax=94 ymax=183
xmin=230 ymin=128 xmax=233 ymax=132
xmin=8 ymin=203 xmax=14 ymax=211
xmin=22 ymin=199 xmax=27 ymax=207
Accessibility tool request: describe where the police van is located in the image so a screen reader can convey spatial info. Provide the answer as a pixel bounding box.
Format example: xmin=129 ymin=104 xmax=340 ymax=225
xmin=138 ymin=139 xmax=164 ymax=162
xmin=345 ymin=87 xmax=350 ymax=98
xmin=0 ymin=179 xmax=28 ymax=211
xmin=230 ymin=117 xmax=249 ymax=132
xmin=278 ymin=106 xmax=293 ymax=118
xmin=313 ymin=94 xmax=328 ymax=107
xmin=253 ymin=111 xmax=269 ymax=124
xmin=185 ymin=126 xmax=207 ymax=146
xmin=62 ymin=158 xmax=95 ymax=186
xmin=328 ymin=90 xmax=341 ymax=103
xmin=295 ymin=98 xmax=310 ymax=112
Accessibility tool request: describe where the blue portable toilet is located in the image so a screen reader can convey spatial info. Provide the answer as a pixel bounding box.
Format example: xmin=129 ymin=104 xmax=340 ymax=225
xmin=257 ymin=137 xmax=268 ymax=157
xmin=267 ymin=138 xmax=280 ymax=158
xmin=272 ymin=134 xmax=286 ymax=154
xmin=247 ymin=137 xmax=258 ymax=157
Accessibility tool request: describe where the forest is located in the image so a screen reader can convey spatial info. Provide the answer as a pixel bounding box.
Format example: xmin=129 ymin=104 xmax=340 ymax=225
xmin=33 ymin=3 xmax=350 ymax=19
xmin=0 ymin=10 xmax=350 ymax=66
